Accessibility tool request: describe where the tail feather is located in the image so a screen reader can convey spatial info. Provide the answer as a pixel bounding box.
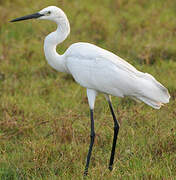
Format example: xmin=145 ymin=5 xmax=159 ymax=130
xmin=134 ymin=72 xmax=170 ymax=109
xmin=137 ymin=96 xmax=165 ymax=109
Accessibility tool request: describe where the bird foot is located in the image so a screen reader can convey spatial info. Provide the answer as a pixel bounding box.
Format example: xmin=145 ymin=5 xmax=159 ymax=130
xmin=108 ymin=165 xmax=113 ymax=171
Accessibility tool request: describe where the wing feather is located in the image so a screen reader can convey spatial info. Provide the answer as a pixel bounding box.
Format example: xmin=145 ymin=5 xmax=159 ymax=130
xmin=65 ymin=42 xmax=170 ymax=108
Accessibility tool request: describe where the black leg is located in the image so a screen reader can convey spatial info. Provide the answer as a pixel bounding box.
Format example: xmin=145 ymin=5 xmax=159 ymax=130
xmin=107 ymin=99 xmax=120 ymax=171
xmin=84 ymin=109 xmax=95 ymax=176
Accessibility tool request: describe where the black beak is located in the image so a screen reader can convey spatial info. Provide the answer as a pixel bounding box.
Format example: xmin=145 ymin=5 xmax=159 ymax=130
xmin=10 ymin=12 xmax=44 ymax=22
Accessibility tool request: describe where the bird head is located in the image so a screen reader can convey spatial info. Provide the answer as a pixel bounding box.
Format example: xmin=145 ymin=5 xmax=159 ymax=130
xmin=10 ymin=6 xmax=67 ymax=23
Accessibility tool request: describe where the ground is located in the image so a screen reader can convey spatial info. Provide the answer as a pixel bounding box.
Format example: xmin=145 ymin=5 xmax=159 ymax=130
xmin=0 ymin=0 xmax=176 ymax=179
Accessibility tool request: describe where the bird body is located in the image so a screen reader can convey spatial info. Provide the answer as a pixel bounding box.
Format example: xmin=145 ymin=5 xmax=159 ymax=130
xmin=11 ymin=6 xmax=170 ymax=175
xmin=64 ymin=42 xmax=169 ymax=109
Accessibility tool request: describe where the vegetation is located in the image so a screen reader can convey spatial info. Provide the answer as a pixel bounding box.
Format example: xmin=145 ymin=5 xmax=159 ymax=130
xmin=0 ymin=0 xmax=176 ymax=179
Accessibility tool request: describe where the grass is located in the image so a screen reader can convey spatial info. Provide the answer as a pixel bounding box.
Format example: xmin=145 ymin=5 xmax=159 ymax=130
xmin=0 ymin=0 xmax=176 ymax=179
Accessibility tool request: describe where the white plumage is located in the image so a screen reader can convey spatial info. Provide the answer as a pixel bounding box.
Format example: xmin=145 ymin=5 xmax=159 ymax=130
xmin=65 ymin=42 xmax=170 ymax=109
xmin=11 ymin=6 xmax=170 ymax=175
xmin=35 ymin=6 xmax=169 ymax=110
xmin=34 ymin=6 xmax=169 ymax=110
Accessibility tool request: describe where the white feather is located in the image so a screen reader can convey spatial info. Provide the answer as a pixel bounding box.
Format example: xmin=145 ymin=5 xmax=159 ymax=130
xmin=33 ymin=6 xmax=169 ymax=109
xmin=65 ymin=42 xmax=170 ymax=109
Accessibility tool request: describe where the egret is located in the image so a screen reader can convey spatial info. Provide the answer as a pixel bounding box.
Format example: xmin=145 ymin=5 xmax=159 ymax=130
xmin=11 ymin=6 xmax=170 ymax=176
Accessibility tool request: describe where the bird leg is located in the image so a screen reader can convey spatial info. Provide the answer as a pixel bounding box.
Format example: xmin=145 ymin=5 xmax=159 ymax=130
xmin=84 ymin=109 xmax=95 ymax=176
xmin=107 ymin=97 xmax=120 ymax=171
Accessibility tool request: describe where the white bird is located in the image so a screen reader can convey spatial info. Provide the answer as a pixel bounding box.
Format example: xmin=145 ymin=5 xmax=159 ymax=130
xmin=11 ymin=6 xmax=170 ymax=176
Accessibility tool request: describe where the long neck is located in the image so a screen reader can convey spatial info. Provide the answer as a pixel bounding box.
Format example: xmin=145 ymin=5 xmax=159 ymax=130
xmin=44 ymin=17 xmax=70 ymax=73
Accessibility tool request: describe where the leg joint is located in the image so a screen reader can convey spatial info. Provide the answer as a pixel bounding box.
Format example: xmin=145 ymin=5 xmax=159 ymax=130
xmin=114 ymin=124 xmax=119 ymax=130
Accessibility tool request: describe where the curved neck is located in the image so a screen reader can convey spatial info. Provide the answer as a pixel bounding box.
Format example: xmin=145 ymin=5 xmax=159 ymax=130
xmin=44 ymin=17 xmax=70 ymax=73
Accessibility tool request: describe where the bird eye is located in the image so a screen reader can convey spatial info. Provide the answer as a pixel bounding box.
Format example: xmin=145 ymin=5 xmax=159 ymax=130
xmin=47 ymin=11 xmax=51 ymax=15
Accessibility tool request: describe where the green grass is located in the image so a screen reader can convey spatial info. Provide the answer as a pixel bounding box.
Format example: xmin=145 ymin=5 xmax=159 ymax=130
xmin=0 ymin=0 xmax=176 ymax=179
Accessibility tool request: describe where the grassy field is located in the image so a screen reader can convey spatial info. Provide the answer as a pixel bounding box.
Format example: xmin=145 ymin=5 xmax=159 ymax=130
xmin=0 ymin=0 xmax=176 ymax=179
